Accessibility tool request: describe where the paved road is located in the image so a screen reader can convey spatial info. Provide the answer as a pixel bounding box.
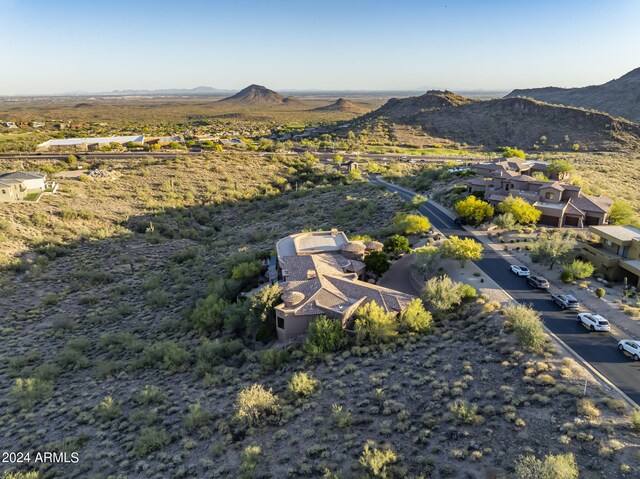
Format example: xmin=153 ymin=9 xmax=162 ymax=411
xmin=371 ymin=176 xmax=640 ymax=404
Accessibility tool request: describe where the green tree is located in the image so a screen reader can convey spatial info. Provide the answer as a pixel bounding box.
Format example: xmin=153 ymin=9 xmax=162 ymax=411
xmin=609 ymin=200 xmax=637 ymax=225
xmin=354 ymin=301 xmax=398 ymax=344
xmin=503 ymin=303 xmax=546 ymax=353
xmin=498 ymin=196 xmax=541 ymax=224
xmin=246 ymin=284 xmax=282 ymax=345
xmin=303 ymin=316 xmax=347 ymax=358
xmin=413 ymin=245 xmax=441 ymax=276
xmin=400 ymin=298 xmax=432 ymax=333
xmin=530 ymin=231 xmax=576 ymax=269
xmin=383 ymin=234 xmax=411 ymax=254
xmin=364 ymin=251 xmax=390 ymax=278
xmin=231 ymin=261 xmax=262 ymax=281
xmin=421 ymin=275 xmax=474 ymax=312
xmin=332 ymin=155 xmax=343 ymax=165
xmin=494 ymin=212 xmax=517 ymax=230
xmin=501 ymin=147 xmax=526 ymax=159
xmin=393 ymin=213 xmax=430 ymax=235
xmin=454 ymin=195 xmax=494 ymax=225
xmin=440 ymin=235 xmax=483 ymax=267
xmin=411 ymin=194 xmax=428 ymax=208
xmin=547 ymin=159 xmax=574 ymax=179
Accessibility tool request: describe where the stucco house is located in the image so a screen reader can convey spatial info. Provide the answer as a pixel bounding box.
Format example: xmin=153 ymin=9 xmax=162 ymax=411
xmin=581 ymin=225 xmax=640 ymax=288
xmin=464 ymin=171 xmax=612 ymax=227
xmin=274 ymin=230 xmax=414 ymax=342
xmin=0 ymin=171 xmax=47 ymax=202
xmin=37 ymin=135 xmax=145 ymax=152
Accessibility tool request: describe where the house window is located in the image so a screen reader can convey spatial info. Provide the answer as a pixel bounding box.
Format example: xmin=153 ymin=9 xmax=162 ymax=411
xmin=1 ymin=189 xmax=5 ymax=194
xmin=606 ymin=240 xmax=613 ymax=247
xmin=545 ymin=192 xmax=553 ymax=200
xmin=277 ymin=316 xmax=284 ymax=329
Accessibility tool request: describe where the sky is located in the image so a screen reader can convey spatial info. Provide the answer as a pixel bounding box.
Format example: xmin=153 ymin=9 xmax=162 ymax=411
xmin=1 ymin=0 xmax=639 ymax=95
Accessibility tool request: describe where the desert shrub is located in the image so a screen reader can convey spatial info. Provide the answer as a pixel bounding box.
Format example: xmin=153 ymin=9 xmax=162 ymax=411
xmin=421 ymin=275 xmax=472 ymax=312
xmin=354 ymin=301 xmax=398 ymax=344
xmin=359 ymin=441 xmax=397 ymax=479
xmin=400 ymin=298 xmax=432 ymax=333
xmin=595 ymin=288 xmax=605 ymax=298
xmin=413 ymin=245 xmax=440 ymax=275
xmin=365 ymin=250 xmax=390 ymax=277
xmin=234 ymin=384 xmax=279 ymax=426
xmin=440 ymin=235 xmax=483 ymax=266
xmin=449 ymin=399 xmax=483 ymax=425
xmin=393 ymin=212 xmax=430 ymax=235
xmin=1 ymin=472 xmax=40 ymax=479
xmin=231 ymin=260 xmax=262 ymax=281
xmin=195 ymin=339 xmax=245 ymax=375
xmin=56 ymin=346 xmax=90 ymax=371
xmin=259 ymin=348 xmax=290 ymax=371
xmin=132 ymin=427 xmax=170 ymax=457
xmin=503 ymin=304 xmax=546 ymax=353
xmin=139 ymin=385 xmax=165 ymax=405
xmin=185 ymin=401 xmax=210 ymax=431
xmin=191 ymin=293 xmax=229 ymax=333
xmin=303 ymin=316 xmax=347 ymax=358
xmin=98 ymin=331 xmax=143 ymax=356
xmin=630 ymin=409 xmax=640 ymax=431
xmin=10 ymin=377 xmax=53 ymax=409
xmin=563 ymin=260 xmax=595 ymax=280
xmin=383 ymin=234 xmax=411 ymax=254
xmin=239 ymin=445 xmax=262 ymax=479
xmin=514 ymin=453 xmax=578 ymax=479
xmin=331 ymin=404 xmax=353 ymax=428
xmin=288 ymin=372 xmax=319 ymax=398
xmin=576 ymin=398 xmax=601 ymax=419
xmin=94 ymin=396 xmax=121 ymax=422
xmin=139 ymin=341 xmax=190 ymax=372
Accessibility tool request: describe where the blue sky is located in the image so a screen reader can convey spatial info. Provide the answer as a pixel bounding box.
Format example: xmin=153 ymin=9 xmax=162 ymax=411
xmin=1 ymin=0 xmax=639 ymax=94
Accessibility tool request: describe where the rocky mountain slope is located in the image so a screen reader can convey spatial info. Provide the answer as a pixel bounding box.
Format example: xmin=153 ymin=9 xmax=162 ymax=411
xmin=506 ymin=67 xmax=640 ymax=123
xmin=311 ymin=98 xmax=365 ymax=113
xmin=219 ymin=84 xmax=300 ymax=106
xmin=358 ymin=90 xmax=640 ymax=151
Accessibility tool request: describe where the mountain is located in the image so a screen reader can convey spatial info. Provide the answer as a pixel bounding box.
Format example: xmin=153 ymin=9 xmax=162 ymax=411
xmin=358 ymin=90 xmax=640 ymax=151
xmin=104 ymin=86 xmax=228 ymax=96
xmin=311 ymin=98 xmax=365 ymax=113
xmin=219 ymin=84 xmax=299 ymax=106
xmin=506 ymin=67 xmax=640 ymax=123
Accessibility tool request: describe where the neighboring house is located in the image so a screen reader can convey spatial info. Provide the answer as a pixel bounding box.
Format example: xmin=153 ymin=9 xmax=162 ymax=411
xmin=581 ymin=225 xmax=640 ymax=288
xmin=341 ymin=160 xmax=359 ymax=173
xmin=145 ymin=135 xmax=183 ymax=147
xmin=37 ymin=135 xmax=145 ymax=151
xmin=464 ymin=171 xmax=612 ymax=227
xmin=274 ymin=230 xmax=414 ymax=341
xmin=471 ymin=157 xmax=565 ymax=180
xmin=0 ymin=171 xmax=47 ymax=202
xmin=2 ymin=122 xmax=18 ymax=129
xmin=30 ymin=121 xmax=45 ymax=128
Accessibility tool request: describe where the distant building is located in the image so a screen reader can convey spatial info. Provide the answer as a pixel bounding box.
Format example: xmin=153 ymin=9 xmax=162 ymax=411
xmin=274 ymin=230 xmax=414 ymax=342
xmin=463 ymin=172 xmax=612 ymax=227
xmin=0 ymin=172 xmax=47 ymax=202
xmin=37 ymin=135 xmax=145 ymax=152
xmin=30 ymin=122 xmax=45 ymax=128
xmin=2 ymin=122 xmax=18 ymax=129
xmin=145 ymin=135 xmax=183 ymax=147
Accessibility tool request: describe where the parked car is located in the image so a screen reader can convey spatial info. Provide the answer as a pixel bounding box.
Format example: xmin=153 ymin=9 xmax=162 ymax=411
xmin=551 ymin=293 xmax=580 ymax=310
xmin=454 ymin=217 xmax=467 ymax=226
xmin=618 ymin=339 xmax=640 ymax=361
xmin=527 ymin=275 xmax=550 ymax=289
xmin=510 ymin=265 xmax=530 ymax=277
xmin=577 ymin=313 xmax=610 ymax=332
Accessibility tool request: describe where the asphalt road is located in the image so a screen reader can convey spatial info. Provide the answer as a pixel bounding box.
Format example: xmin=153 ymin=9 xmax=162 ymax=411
xmin=371 ymin=176 xmax=640 ymax=404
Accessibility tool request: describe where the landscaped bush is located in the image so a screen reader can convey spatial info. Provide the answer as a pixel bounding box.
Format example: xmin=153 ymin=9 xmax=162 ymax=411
xmin=139 ymin=341 xmax=190 ymax=372
xmin=563 ymin=260 xmax=595 ymax=280
xmin=354 ymin=301 xmax=398 ymax=344
xmin=359 ymin=440 xmax=397 ymax=478
xmin=303 ymin=316 xmax=347 ymax=358
xmin=288 ymin=371 xmax=319 ymax=397
xmin=383 ymin=234 xmax=411 ymax=255
xmin=420 ymin=275 xmax=474 ymax=312
xmin=399 ymin=298 xmax=432 ymax=333
xmin=234 ymin=384 xmax=279 ymax=426
xmin=503 ymin=304 xmax=546 ymax=353
xmin=514 ymin=452 xmax=578 ymax=479
xmin=595 ymin=287 xmax=605 ymax=298
xmin=393 ymin=212 xmax=430 ymax=235
xmin=560 ymin=270 xmax=574 ymax=283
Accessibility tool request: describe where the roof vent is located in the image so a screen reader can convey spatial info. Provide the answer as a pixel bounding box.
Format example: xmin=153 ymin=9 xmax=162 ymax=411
xmin=307 ymin=270 xmax=317 ymax=279
xmin=282 ymin=291 xmax=305 ymax=307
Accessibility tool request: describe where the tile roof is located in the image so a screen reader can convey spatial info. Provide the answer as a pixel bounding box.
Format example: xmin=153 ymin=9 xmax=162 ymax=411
xmin=572 ymin=194 xmax=613 ymax=214
xmin=0 ymin=171 xmax=46 ymax=181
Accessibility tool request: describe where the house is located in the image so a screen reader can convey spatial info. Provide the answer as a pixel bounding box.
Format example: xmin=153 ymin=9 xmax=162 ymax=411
xmin=30 ymin=122 xmax=45 ymax=128
xmin=464 ymin=171 xmax=612 ymax=227
xmin=145 ymin=135 xmax=183 ymax=147
xmin=36 ymin=135 xmax=145 ymax=152
xmin=274 ymin=230 xmax=414 ymax=341
xmin=2 ymin=122 xmax=18 ymax=129
xmin=472 ymin=157 xmax=534 ymax=176
xmin=0 ymin=172 xmax=47 ymax=202
xmin=581 ymin=225 xmax=640 ymax=288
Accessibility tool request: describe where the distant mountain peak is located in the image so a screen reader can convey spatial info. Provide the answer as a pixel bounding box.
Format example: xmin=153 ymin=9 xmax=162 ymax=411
xmin=311 ymin=97 xmax=363 ymax=112
xmin=220 ymin=84 xmax=293 ymax=105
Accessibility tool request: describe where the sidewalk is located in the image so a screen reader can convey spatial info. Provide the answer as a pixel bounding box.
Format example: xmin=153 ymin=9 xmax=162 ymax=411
xmin=426 ymin=198 xmax=640 ymax=340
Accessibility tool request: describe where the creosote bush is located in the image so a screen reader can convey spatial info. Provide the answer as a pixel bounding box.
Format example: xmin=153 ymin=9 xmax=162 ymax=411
xmin=359 ymin=440 xmax=397 ymax=479
xmin=288 ymin=371 xmax=319 ymax=398
xmin=514 ymin=452 xmax=578 ymax=479
xmin=235 ymin=384 xmax=279 ymax=426
xmin=354 ymin=301 xmax=398 ymax=344
xmin=303 ymin=316 xmax=347 ymax=358
xmin=503 ymin=303 xmax=546 ymax=353
xmin=421 ymin=275 xmax=475 ymax=312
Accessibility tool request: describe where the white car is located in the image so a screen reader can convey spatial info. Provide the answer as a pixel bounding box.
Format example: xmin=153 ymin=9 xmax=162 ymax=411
xmin=510 ymin=265 xmax=530 ymax=277
xmin=618 ymin=339 xmax=640 ymax=361
xmin=577 ymin=313 xmax=610 ymax=332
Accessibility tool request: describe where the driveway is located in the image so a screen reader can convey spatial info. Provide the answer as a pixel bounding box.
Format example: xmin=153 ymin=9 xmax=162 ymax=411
xmin=378 ymin=254 xmax=418 ymax=295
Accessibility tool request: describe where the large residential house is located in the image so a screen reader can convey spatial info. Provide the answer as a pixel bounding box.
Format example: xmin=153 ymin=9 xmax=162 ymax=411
xmin=274 ymin=230 xmax=414 ymax=342
xmin=581 ymin=225 xmax=640 ymax=288
xmin=464 ymin=171 xmax=612 ymax=227
xmin=0 ymin=171 xmax=47 ymax=202
xmin=37 ymin=135 xmax=145 ymax=152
